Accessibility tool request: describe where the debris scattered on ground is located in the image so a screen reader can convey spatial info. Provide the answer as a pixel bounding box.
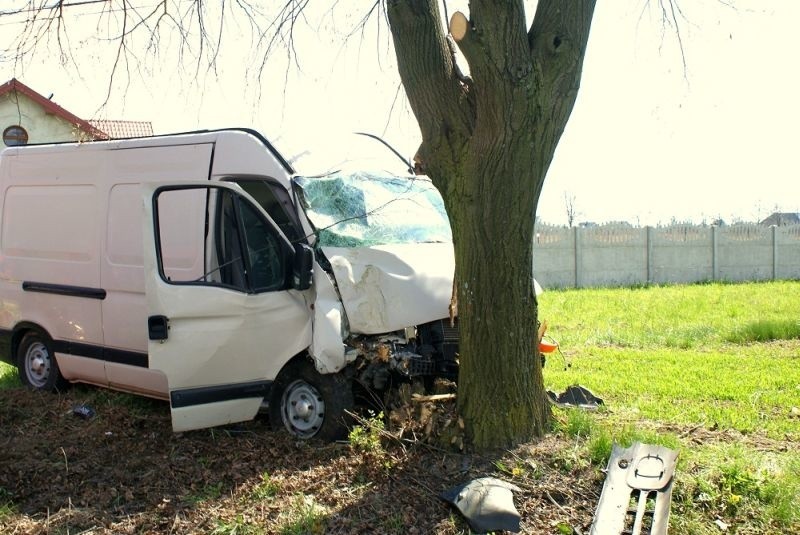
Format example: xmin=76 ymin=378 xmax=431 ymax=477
xmin=440 ymin=477 xmax=522 ymax=534
xmin=387 ymin=380 xmax=465 ymax=450
xmin=589 ymin=442 xmax=678 ymax=535
xmin=71 ymin=404 xmax=95 ymax=419
xmin=548 ymin=385 xmax=604 ymax=410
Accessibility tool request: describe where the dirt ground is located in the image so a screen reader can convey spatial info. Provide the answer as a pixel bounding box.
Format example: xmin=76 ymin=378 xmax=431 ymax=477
xmin=0 ymin=386 xmax=602 ymax=534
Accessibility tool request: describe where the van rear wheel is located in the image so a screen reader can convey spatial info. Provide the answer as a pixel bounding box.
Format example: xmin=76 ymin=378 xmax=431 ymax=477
xmin=269 ymin=359 xmax=353 ymax=441
xmin=17 ymin=332 xmax=67 ymax=391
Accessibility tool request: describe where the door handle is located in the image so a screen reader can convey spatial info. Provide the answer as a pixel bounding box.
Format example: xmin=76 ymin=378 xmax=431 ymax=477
xmin=148 ymin=315 xmax=169 ymax=341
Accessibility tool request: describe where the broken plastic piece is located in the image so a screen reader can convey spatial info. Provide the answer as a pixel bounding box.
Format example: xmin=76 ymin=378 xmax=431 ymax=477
xmin=440 ymin=477 xmax=521 ymax=534
xmin=547 ymin=385 xmax=604 ymax=410
xmin=72 ymin=404 xmax=95 ymax=419
xmin=590 ymin=442 xmax=679 ymax=535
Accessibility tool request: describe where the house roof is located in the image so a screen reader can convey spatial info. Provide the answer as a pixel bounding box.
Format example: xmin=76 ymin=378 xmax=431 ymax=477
xmin=760 ymin=212 xmax=800 ymax=226
xmin=0 ymin=78 xmax=107 ymax=139
xmin=89 ymin=119 xmax=153 ymax=139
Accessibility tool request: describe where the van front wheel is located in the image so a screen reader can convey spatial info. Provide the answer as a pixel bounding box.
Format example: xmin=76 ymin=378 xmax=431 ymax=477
xmin=270 ymin=359 xmax=353 ymax=441
xmin=17 ymin=332 xmax=67 ymax=391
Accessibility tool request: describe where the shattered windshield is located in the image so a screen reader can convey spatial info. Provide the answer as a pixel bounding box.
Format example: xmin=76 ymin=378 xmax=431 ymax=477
xmin=295 ymin=172 xmax=452 ymax=247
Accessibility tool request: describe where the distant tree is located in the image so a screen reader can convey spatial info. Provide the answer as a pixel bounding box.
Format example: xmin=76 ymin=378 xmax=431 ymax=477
xmin=564 ymin=191 xmax=579 ymax=228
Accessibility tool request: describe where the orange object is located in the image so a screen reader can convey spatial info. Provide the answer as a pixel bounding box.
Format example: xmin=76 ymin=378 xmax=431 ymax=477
xmin=539 ymin=338 xmax=558 ymax=353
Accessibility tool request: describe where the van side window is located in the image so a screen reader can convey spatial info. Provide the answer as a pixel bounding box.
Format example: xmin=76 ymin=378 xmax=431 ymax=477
xmin=232 ymin=179 xmax=303 ymax=243
xmin=154 ymin=186 xmax=289 ymax=293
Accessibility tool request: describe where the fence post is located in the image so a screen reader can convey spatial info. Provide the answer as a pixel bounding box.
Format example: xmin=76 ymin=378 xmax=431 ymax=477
xmin=772 ymin=224 xmax=777 ymax=280
xmin=712 ymin=225 xmax=718 ymax=281
xmin=646 ymin=226 xmax=653 ymax=284
xmin=574 ymin=226 xmax=580 ymax=288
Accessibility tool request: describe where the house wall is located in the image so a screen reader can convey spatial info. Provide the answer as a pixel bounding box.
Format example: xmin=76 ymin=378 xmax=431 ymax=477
xmin=533 ymin=223 xmax=800 ymax=288
xmin=1 ymin=91 xmax=84 ymax=145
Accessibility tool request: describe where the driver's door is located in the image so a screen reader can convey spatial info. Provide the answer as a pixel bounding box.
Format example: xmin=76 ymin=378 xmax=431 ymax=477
xmin=142 ymin=181 xmax=311 ymax=432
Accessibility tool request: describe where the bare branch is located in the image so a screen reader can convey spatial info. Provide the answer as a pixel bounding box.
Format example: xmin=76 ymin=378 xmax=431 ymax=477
xmin=638 ymin=0 xmax=691 ymax=80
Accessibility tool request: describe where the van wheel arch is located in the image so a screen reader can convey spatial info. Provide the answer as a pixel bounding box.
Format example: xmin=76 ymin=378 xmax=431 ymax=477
xmin=269 ymin=355 xmax=354 ymax=441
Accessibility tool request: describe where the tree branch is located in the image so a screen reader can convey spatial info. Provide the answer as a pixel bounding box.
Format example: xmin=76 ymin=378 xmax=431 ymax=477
xmin=527 ymin=0 xmax=597 ymax=177
xmin=386 ymin=0 xmax=473 ymax=156
xmin=528 ymin=0 xmax=596 ymax=101
xmin=454 ymin=0 xmax=530 ymax=83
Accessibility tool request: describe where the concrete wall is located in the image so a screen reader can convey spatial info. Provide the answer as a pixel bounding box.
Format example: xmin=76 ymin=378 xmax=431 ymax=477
xmin=1 ymin=92 xmax=83 ymax=145
xmin=533 ymin=223 xmax=800 ymax=288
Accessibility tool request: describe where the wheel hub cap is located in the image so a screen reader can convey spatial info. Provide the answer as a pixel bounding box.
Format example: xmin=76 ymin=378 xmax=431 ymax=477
xmin=31 ymin=356 xmax=46 ymax=374
xmin=282 ymin=380 xmax=325 ymax=438
xmin=25 ymin=342 xmax=50 ymax=387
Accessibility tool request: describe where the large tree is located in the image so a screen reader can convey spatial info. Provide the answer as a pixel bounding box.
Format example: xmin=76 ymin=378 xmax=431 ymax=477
xmin=2 ymin=0 xmax=597 ymax=449
xmin=386 ymin=1 xmax=596 ymax=448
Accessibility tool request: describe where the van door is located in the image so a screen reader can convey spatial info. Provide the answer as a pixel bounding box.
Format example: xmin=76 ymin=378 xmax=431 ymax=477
xmin=141 ymin=181 xmax=312 ymax=432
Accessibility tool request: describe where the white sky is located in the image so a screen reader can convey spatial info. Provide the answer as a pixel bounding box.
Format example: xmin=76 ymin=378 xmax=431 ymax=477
xmin=1 ymin=0 xmax=798 ymax=226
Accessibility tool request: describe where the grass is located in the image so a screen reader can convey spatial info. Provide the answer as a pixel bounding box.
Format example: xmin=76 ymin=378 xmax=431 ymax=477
xmin=2 ymin=280 xmax=798 ymax=532
xmin=0 ymin=362 xmax=19 ymax=389
xmin=0 ymin=487 xmax=14 ymax=521
xmin=250 ymin=472 xmax=281 ymax=500
xmin=278 ymin=495 xmax=328 ymax=535
xmin=540 ymin=280 xmax=800 ymax=532
xmin=541 ymin=280 xmax=800 ymax=349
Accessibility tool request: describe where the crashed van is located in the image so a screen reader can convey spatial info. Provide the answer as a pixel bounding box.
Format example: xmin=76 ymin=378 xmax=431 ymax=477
xmin=0 ymin=128 xmax=462 ymax=439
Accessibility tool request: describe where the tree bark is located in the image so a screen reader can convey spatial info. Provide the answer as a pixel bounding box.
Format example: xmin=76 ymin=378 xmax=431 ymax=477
xmin=387 ymin=0 xmax=596 ymax=449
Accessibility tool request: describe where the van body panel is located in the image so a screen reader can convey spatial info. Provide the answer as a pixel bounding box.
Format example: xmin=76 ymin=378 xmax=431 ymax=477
xmin=210 ymin=131 xmax=293 ymax=190
xmin=171 ymin=398 xmax=264 ymax=433
xmin=101 ymin=144 xmax=214 ymax=350
xmin=324 ymin=243 xmax=455 ymax=335
xmin=309 ymin=265 xmax=348 ymax=373
xmin=107 ymin=363 xmax=168 ymax=399
xmin=55 ymin=354 xmax=107 ymax=385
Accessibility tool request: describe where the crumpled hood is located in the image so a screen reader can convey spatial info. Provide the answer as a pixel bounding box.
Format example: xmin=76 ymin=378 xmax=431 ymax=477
xmin=322 ymin=243 xmax=455 ymax=335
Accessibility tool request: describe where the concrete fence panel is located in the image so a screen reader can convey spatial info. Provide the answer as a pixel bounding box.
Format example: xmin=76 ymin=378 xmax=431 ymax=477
xmin=649 ymin=225 xmax=713 ymax=284
xmin=776 ymin=225 xmax=800 ymax=280
xmin=533 ymin=225 xmax=576 ymax=288
xmin=532 ymin=223 xmax=800 ymax=289
xmin=717 ymin=224 xmax=773 ymax=282
xmin=577 ymin=225 xmax=647 ymax=287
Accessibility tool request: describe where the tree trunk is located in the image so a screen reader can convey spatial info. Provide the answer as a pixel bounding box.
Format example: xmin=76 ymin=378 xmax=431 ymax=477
xmin=387 ymin=0 xmax=596 ymax=449
xmin=450 ymin=135 xmax=550 ymax=448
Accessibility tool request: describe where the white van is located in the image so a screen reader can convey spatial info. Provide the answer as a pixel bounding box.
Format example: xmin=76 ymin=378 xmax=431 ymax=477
xmin=0 ymin=129 xmax=460 ymax=440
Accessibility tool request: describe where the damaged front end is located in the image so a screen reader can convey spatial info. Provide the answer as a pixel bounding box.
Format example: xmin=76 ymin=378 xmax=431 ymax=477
xmin=295 ymin=171 xmax=460 ymax=392
xmin=350 ymin=318 xmax=461 ymax=391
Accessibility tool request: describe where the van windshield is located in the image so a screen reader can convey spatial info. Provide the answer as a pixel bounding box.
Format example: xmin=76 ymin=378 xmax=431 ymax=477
xmin=295 ymin=172 xmax=452 ymax=248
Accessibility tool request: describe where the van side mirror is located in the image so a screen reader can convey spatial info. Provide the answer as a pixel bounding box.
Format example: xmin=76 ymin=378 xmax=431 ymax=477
xmin=292 ymin=244 xmax=313 ymax=290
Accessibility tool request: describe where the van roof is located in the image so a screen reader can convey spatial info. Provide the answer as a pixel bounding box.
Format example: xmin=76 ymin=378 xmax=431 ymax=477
xmin=1 ymin=128 xmax=295 ymax=175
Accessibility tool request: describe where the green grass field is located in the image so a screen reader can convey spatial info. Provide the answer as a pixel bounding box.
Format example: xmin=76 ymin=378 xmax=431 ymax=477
xmin=540 ymin=281 xmax=799 ymax=533
xmin=1 ymin=280 xmax=798 ymax=532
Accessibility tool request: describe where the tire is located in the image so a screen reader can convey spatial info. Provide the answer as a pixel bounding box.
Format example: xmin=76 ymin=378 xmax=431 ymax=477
xmin=17 ymin=332 xmax=68 ymax=392
xmin=269 ymin=358 xmax=354 ymax=441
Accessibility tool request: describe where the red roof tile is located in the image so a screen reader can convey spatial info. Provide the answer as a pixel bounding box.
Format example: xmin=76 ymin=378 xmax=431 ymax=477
xmin=90 ymin=119 xmax=153 ymax=139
